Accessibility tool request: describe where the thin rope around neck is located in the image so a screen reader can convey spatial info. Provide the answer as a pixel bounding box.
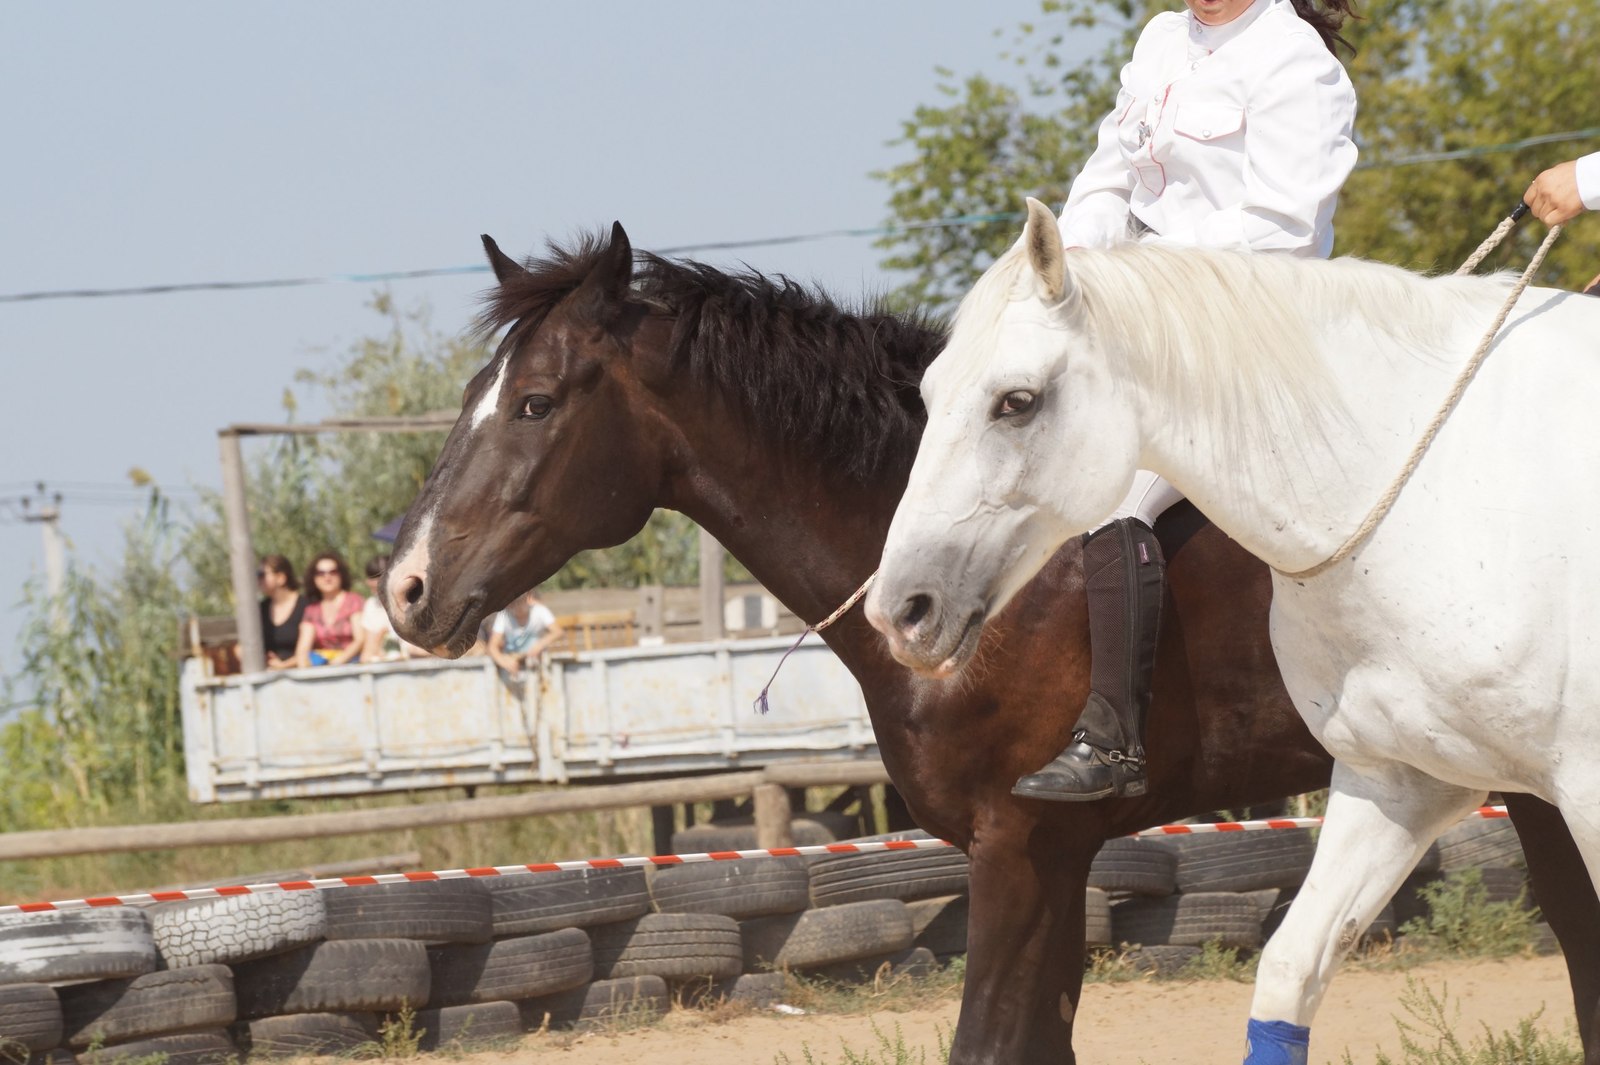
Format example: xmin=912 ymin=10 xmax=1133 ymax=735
xmin=753 ymin=571 xmax=877 ymax=714
xmin=1279 ymin=218 xmax=1563 ymax=580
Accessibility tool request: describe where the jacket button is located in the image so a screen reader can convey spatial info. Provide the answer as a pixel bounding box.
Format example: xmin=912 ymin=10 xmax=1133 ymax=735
xmin=1202 ymin=129 xmax=1212 ymax=137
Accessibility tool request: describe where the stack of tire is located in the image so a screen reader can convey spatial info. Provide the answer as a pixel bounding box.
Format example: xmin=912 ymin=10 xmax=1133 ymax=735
xmin=1088 ymin=817 xmax=1543 ymax=976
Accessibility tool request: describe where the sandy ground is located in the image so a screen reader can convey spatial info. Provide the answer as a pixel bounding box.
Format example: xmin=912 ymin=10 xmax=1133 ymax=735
xmin=430 ymin=953 xmax=1575 ymax=1064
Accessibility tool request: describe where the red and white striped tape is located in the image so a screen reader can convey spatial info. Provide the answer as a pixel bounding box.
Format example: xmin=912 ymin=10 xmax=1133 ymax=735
xmin=0 ymin=805 xmax=1509 ymax=917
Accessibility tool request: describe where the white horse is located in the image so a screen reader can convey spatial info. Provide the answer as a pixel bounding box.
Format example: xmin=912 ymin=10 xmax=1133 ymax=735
xmin=865 ymin=197 xmax=1600 ymax=1064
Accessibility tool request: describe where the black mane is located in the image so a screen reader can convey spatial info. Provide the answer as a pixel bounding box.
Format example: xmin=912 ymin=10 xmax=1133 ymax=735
xmin=476 ymin=234 xmax=946 ymax=482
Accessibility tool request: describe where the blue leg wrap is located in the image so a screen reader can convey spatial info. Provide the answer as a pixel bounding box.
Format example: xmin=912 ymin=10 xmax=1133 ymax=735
xmin=1243 ymin=1018 xmax=1310 ymax=1065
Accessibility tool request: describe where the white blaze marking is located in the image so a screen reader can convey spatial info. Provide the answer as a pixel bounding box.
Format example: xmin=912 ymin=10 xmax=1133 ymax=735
xmin=386 ymin=511 xmax=434 ymax=615
xmin=469 ymin=353 xmax=510 ymax=430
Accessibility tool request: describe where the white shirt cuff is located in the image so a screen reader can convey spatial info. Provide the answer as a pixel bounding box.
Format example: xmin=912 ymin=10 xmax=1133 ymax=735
xmin=1577 ymin=151 xmax=1600 ymax=212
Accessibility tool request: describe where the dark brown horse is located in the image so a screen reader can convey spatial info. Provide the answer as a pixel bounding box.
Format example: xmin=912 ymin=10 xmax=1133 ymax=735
xmin=383 ymin=224 xmax=1599 ymax=1065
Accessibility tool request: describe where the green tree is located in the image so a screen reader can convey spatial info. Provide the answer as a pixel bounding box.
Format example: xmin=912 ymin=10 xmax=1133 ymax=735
xmin=2 ymin=492 xmax=188 ymax=827
xmin=875 ymin=0 xmax=1600 ymax=310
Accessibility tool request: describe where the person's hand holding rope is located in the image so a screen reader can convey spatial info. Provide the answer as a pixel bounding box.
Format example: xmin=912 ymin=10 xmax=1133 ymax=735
xmin=1525 ymin=160 xmax=1589 ymax=226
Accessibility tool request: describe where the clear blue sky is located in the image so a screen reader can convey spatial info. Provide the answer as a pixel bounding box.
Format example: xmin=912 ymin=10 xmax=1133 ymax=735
xmin=0 ymin=2 xmax=1102 ymax=677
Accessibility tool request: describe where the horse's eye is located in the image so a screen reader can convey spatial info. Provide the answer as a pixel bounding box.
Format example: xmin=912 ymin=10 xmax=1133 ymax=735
xmin=995 ymin=390 xmax=1037 ymax=419
xmin=519 ymin=395 xmax=554 ymax=420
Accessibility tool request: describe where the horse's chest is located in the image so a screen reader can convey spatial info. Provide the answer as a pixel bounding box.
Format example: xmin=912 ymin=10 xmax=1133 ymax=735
xmin=1263 ymin=571 xmax=1555 ymax=787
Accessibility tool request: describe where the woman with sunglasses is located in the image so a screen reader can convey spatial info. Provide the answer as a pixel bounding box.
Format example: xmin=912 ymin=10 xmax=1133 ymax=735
xmin=256 ymin=554 xmax=306 ymax=670
xmin=293 ymin=551 xmax=366 ymax=668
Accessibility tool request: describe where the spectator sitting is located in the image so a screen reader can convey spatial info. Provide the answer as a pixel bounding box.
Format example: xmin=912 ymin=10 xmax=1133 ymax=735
xmin=488 ymin=588 xmax=564 ymax=679
xmin=257 ymin=554 xmax=305 ymax=670
xmin=294 ymin=552 xmax=365 ymax=667
xmin=359 ymin=555 xmax=429 ymax=663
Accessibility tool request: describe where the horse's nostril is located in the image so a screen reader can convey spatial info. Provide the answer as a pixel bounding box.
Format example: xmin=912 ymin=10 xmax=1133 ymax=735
xmin=400 ymin=575 xmax=425 ymax=607
xmin=899 ymin=594 xmax=932 ymax=631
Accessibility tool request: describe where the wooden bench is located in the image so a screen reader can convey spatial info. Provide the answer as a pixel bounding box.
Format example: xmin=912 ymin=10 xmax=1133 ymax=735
xmin=552 ymin=610 xmax=637 ymax=653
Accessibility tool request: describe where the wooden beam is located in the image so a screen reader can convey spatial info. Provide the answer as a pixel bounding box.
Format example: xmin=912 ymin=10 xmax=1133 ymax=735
xmin=0 ymin=772 xmax=766 ymax=861
xmin=218 ymin=431 xmax=264 ymax=673
xmin=225 ymin=413 xmax=459 ymax=437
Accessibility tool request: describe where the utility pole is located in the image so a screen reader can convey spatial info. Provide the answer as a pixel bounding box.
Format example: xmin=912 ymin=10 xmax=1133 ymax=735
xmin=21 ymin=483 xmax=65 ymax=602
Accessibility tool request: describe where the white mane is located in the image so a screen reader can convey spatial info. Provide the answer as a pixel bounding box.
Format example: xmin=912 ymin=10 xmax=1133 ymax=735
xmin=951 ymin=240 xmax=1512 ymax=456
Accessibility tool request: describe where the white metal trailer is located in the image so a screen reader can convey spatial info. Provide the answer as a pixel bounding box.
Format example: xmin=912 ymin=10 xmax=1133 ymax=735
xmin=180 ymin=637 xmax=875 ymax=803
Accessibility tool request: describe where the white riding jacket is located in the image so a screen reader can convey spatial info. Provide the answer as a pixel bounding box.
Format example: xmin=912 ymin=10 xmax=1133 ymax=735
xmin=1060 ymin=0 xmax=1357 ymax=258
xmin=1578 ymin=151 xmax=1600 ymax=211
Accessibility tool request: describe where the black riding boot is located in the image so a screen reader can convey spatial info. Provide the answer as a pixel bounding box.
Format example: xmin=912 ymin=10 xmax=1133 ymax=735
xmin=1012 ymin=517 xmax=1166 ymax=802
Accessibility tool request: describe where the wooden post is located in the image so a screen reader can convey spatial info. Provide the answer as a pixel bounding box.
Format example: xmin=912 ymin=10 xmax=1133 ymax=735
xmin=637 ymin=584 xmax=663 ymax=640
xmin=699 ymin=526 xmax=725 ymax=641
xmin=752 ymin=782 xmax=794 ymax=849
xmin=219 ymin=430 xmax=264 ymax=674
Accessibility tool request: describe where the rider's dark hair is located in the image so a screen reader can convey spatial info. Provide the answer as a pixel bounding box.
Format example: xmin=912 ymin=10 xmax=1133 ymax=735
xmin=1290 ymin=0 xmax=1360 ymax=58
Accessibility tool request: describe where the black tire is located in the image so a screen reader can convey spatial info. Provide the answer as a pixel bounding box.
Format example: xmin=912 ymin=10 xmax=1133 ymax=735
xmin=239 ymin=1012 xmax=379 ymax=1056
xmin=426 ymin=928 xmax=592 ymax=1007
xmin=1089 ymin=838 xmax=1177 ymax=896
xmin=650 ymin=857 xmax=810 ymax=919
xmin=518 ymin=975 xmax=669 ymax=1030
xmin=742 ymin=899 xmax=914 ymax=970
xmin=0 ymin=910 xmax=156 ymax=985
xmin=0 ymin=983 xmax=61 ymax=1052
xmin=1124 ymin=945 xmax=1201 ymax=976
xmin=680 ymin=971 xmax=789 ymax=1009
xmin=669 ymin=813 xmax=854 ymax=854
xmin=152 ymin=891 xmax=326 ymax=968
xmin=1253 ymin=887 xmax=1297 ymax=941
xmin=482 ymin=868 xmax=650 ymax=936
xmin=807 ymin=946 xmax=938 ymax=984
xmin=1436 ymin=818 xmax=1523 ymax=872
xmin=1167 ymin=831 xmax=1315 ymax=894
xmin=1112 ymin=893 xmax=1262 ymax=950
xmin=25 ymin=1051 xmax=77 ymax=1065
xmin=906 ymin=895 xmax=967 ymax=957
xmin=1363 ymin=903 xmax=1398 ymax=944
xmin=588 ymin=915 xmax=742 ymax=982
xmin=1391 ymin=870 xmax=1442 ymax=927
xmin=323 ymin=880 xmax=493 ymax=943
xmin=59 ymin=965 xmax=234 ymax=1050
xmin=1469 ymin=866 xmax=1533 ymax=908
xmin=808 ymin=832 xmax=968 ymax=907
xmin=233 ymin=938 xmax=430 ymax=1019
xmin=413 ymin=1001 xmax=523 ymax=1051
xmin=1084 ymin=888 xmax=1112 ymax=948
xmin=84 ymin=1030 xmax=235 ymax=1065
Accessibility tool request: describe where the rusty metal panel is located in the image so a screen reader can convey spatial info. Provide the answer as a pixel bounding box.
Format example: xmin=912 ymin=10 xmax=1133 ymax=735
xmin=184 ymin=637 xmax=875 ymax=802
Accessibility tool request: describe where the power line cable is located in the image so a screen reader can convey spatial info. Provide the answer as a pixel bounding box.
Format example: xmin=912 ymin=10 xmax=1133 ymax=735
xmin=2 ymin=127 xmax=1595 ymax=306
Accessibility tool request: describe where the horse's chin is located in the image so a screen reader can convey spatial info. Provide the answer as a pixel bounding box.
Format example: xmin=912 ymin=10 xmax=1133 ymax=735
xmin=423 ymin=596 xmax=486 ymax=659
xmin=885 ymin=610 xmax=985 ymax=679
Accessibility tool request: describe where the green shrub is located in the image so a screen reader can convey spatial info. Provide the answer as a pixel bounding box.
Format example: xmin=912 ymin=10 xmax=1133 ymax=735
xmin=1400 ymin=870 xmax=1539 ymax=959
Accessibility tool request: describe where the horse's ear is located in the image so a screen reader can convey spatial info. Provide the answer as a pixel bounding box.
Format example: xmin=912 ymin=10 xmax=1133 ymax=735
xmin=481 ymin=235 xmax=526 ymax=285
xmin=1023 ymin=197 xmax=1069 ymax=305
xmin=576 ymin=221 xmax=635 ymax=323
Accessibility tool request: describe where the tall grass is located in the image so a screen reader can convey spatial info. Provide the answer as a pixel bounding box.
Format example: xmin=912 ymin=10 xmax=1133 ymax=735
xmin=1341 ymin=978 xmax=1581 ymax=1065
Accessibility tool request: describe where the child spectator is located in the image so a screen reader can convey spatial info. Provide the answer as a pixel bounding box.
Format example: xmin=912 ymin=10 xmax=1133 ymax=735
xmin=294 ymin=551 xmax=364 ymax=667
xmin=488 ymin=588 xmax=564 ymax=679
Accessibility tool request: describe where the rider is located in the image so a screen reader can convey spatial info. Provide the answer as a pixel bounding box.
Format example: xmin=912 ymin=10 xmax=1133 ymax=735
xmin=1013 ymin=0 xmax=1361 ymax=802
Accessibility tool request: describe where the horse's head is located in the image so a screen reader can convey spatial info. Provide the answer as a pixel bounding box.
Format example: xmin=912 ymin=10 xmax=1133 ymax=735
xmin=384 ymin=223 xmax=668 ymax=655
xmin=865 ymin=198 xmax=1138 ymax=676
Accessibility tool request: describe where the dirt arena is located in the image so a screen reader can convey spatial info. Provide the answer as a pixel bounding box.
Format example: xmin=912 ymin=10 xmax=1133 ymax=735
xmin=395 ymin=953 xmax=1575 ymax=1064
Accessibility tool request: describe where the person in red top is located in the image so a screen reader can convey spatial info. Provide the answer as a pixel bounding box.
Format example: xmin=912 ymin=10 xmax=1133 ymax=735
xmin=293 ymin=551 xmax=365 ymax=667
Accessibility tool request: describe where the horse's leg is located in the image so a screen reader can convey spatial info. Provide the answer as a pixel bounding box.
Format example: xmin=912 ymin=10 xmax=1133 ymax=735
xmin=951 ymin=815 xmax=1096 ymax=1065
xmin=1244 ymin=761 xmax=1484 ymax=1065
xmin=1505 ymin=793 xmax=1600 ymax=1065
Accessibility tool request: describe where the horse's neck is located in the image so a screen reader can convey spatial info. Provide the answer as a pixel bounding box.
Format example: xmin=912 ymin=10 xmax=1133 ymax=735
xmin=1134 ymin=294 xmax=1483 ymax=574
xmin=663 ymin=402 xmax=903 ymax=633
